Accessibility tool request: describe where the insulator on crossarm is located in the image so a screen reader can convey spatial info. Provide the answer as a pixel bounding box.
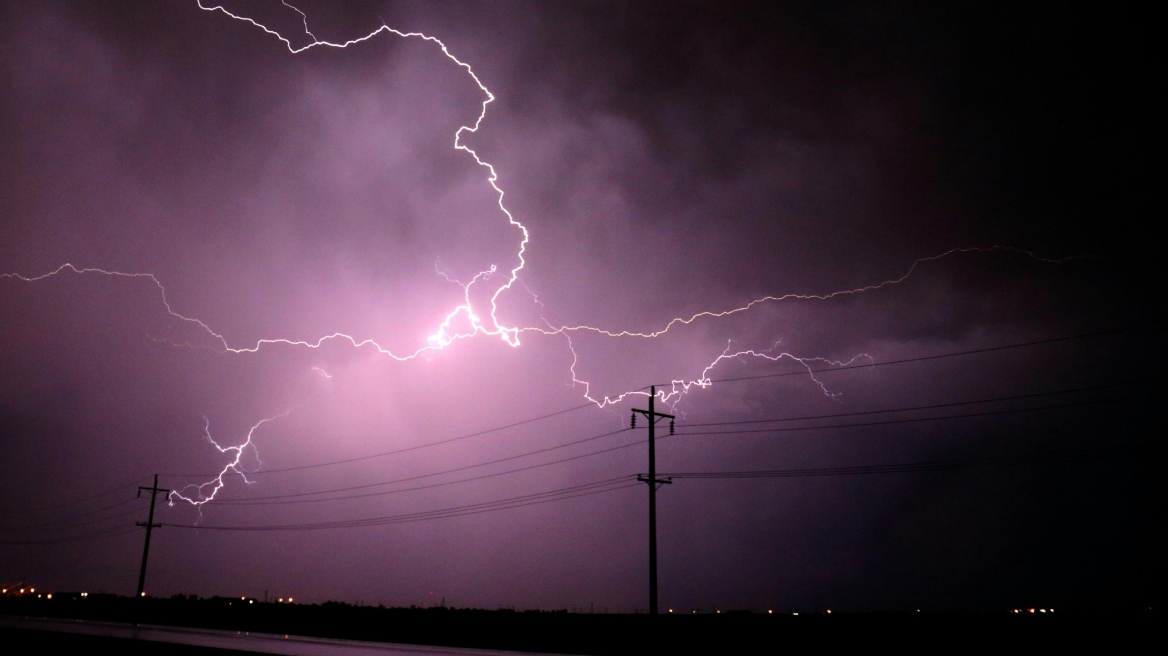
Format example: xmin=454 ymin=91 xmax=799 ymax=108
xmin=631 ymin=413 xmax=636 ymax=429
xmin=670 ymin=420 xmax=675 ymax=435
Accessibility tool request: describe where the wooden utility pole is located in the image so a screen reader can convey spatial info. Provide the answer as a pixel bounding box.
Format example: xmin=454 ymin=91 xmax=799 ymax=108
xmin=632 ymin=385 xmax=674 ymax=615
xmin=136 ymin=475 xmax=169 ymax=599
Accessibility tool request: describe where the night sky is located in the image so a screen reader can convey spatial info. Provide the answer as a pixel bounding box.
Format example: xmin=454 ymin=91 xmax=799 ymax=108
xmin=1 ymin=1 xmax=1160 ymax=613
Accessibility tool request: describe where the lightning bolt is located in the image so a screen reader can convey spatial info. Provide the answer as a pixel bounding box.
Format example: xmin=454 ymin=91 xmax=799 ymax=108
xmin=666 ymin=342 xmax=874 ymax=403
xmin=528 ymin=245 xmax=1077 ymax=341
xmin=169 ymin=411 xmax=291 ymax=509
xmin=1 ymin=3 xmax=1081 ymax=504
xmin=197 ymin=0 xmax=530 ymax=351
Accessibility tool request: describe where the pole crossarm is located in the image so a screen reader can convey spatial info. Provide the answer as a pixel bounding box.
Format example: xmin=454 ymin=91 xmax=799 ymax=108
xmin=631 ymin=408 xmax=675 ymax=420
xmin=636 ymin=475 xmax=673 ymax=490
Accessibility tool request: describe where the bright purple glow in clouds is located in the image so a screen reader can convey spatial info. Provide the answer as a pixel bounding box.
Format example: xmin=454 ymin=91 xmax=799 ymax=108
xmin=0 ymin=1 xmax=1156 ymax=612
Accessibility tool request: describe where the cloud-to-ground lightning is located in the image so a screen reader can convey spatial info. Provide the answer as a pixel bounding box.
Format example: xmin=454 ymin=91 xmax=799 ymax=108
xmin=0 ymin=2 xmax=1078 ymax=503
xmin=168 ymin=411 xmax=290 ymax=509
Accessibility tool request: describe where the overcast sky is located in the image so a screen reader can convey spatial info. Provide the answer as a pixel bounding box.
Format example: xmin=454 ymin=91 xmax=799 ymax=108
xmin=0 ymin=0 xmax=1160 ymax=612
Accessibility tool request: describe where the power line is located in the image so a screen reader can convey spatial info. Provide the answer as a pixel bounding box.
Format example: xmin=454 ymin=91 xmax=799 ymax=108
xmin=202 ymin=428 xmax=631 ymax=504
xmin=1 ymin=497 xmax=144 ymax=532
xmin=0 ymin=525 xmax=139 ymax=546
xmin=0 ymin=506 xmax=146 ymax=541
xmin=63 ymin=326 xmax=1154 ymax=516
xmin=0 ymin=476 xmax=152 ymax=515
xmin=672 ymin=394 xmax=1159 ymax=438
xmin=18 ymin=392 xmax=1139 ymax=532
xmin=240 ymin=401 xmax=596 ymax=474
xmin=158 ymin=438 xmax=1160 ymax=533
xmin=208 ymin=388 xmax=1158 ymax=506
xmin=163 ymin=402 xmax=598 ymax=479
xmin=163 ymin=477 xmax=638 ymax=531
xmin=217 ymin=437 xmax=648 ymax=506
xmin=57 ymin=504 xmax=148 ymax=531
xmin=654 ymin=443 xmax=1160 ymax=479
xmin=680 ymin=380 xmax=1160 ymax=427
xmin=165 ymin=325 xmax=1159 ymax=480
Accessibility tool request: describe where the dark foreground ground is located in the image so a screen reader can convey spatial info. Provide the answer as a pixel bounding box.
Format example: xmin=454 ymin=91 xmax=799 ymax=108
xmin=0 ymin=595 xmax=1157 ymax=654
xmin=0 ymin=625 xmax=254 ymax=655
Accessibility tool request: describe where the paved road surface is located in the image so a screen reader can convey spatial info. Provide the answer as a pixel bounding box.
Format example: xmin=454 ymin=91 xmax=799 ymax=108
xmin=0 ymin=615 xmax=567 ymax=655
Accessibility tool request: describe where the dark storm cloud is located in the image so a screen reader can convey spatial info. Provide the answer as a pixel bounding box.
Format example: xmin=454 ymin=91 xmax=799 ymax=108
xmin=1 ymin=0 xmax=1159 ymax=612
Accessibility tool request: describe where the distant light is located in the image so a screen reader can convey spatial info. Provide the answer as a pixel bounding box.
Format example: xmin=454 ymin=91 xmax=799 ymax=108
xmin=1028 ymin=608 xmax=1035 ymax=613
xmin=141 ymin=592 xmax=146 ymax=597
xmin=81 ymin=592 xmax=88 ymax=598
xmin=716 ymin=610 xmax=721 ymax=614
xmin=1050 ymin=609 xmax=1054 ymax=613
xmin=19 ymin=589 xmax=24 ymax=594
xmin=278 ymin=598 xmax=283 ymax=603
xmin=668 ymin=609 xmax=673 ymax=613
xmin=288 ymin=597 xmax=293 ymax=603
xmin=46 ymin=594 xmax=52 ymax=599
xmin=1039 ymin=609 xmax=1046 ymax=613
xmin=826 ymin=609 xmax=832 ymax=614
xmin=792 ymin=612 xmax=799 ymax=616
xmin=2 ymin=589 xmax=6 ymax=593
xmin=29 ymin=588 xmax=34 ymax=593
xmin=768 ymin=610 xmax=773 ymax=614
xmin=241 ymin=597 xmax=246 ymax=601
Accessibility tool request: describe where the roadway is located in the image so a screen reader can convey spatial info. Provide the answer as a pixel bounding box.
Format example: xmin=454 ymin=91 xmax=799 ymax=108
xmin=0 ymin=615 xmax=568 ymax=655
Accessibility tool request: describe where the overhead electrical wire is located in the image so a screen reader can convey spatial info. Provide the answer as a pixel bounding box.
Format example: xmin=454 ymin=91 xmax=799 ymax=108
xmin=672 ymin=394 xmax=1159 ymax=438
xmin=164 ymin=477 xmax=639 ymax=531
xmin=217 ymin=437 xmax=648 ymax=506
xmin=158 ymin=441 xmax=1158 ymax=533
xmin=12 ymin=382 xmax=1143 ymax=520
xmin=0 ymin=524 xmax=139 ymax=546
xmin=1 ymin=497 xmax=144 ymax=532
xmin=692 ymin=324 xmax=1160 ymax=386
xmin=200 ymin=387 xmax=1158 ymax=505
xmin=18 ymin=324 xmax=1153 ymax=526
xmin=653 ymin=443 xmax=1160 ymax=479
xmin=48 ymin=504 xmax=151 ymax=531
xmin=679 ymin=379 xmax=1159 ymax=427
xmin=177 ymin=401 xmax=598 ymax=477
xmin=20 ymin=382 xmax=1149 ymax=515
xmin=0 ymin=475 xmax=152 ymax=515
xmin=0 ymin=505 xmax=149 ymax=540
xmin=204 ymin=428 xmax=631 ymax=503
xmin=164 ymin=324 xmax=1159 ymax=480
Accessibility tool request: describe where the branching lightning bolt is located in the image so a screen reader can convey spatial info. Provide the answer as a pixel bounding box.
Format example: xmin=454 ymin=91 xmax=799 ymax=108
xmin=197 ymin=0 xmax=529 ymax=353
xmin=1 ymin=2 xmax=1080 ymax=503
xmin=169 ymin=411 xmax=290 ymax=509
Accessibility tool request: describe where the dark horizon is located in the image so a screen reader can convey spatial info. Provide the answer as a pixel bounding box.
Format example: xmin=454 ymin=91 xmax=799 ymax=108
xmin=0 ymin=1 xmax=1160 ymax=614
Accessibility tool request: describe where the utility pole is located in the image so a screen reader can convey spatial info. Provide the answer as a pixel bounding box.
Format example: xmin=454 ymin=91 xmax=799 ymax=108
xmin=632 ymin=385 xmax=674 ymax=616
xmin=136 ymin=475 xmax=169 ymax=599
